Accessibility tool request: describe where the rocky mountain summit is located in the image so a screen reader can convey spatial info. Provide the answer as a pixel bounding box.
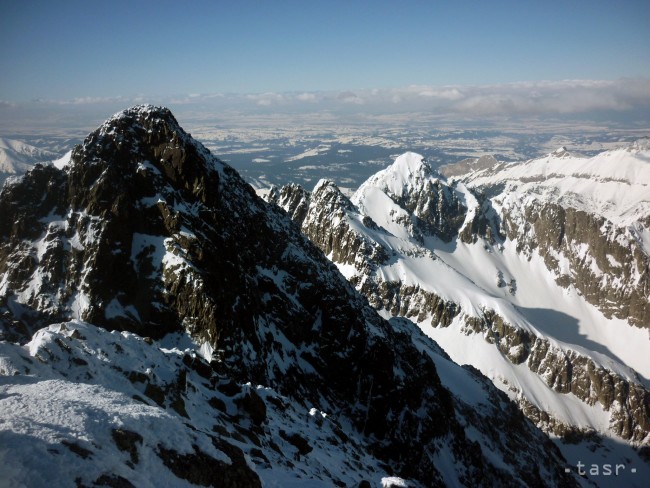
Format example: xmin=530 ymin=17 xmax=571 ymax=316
xmin=268 ymin=147 xmax=650 ymax=484
xmin=0 ymin=106 xmax=581 ymax=487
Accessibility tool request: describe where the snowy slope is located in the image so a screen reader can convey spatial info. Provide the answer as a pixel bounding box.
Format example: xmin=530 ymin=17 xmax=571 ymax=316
xmin=462 ymin=139 xmax=650 ymax=229
xmin=354 ymin=147 xmax=650 ymax=442
xmin=270 ymin=144 xmax=650 ymax=457
xmin=0 ymin=138 xmax=59 ymax=186
xmin=0 ymin=321 xmax=407 ymax=487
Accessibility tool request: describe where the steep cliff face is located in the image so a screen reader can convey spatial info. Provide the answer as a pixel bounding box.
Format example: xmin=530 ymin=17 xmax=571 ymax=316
xmin=268 ymin=179 xmax=390 ymax=271
xmin=0 ymin=106 xmax=580 ymax=487
xmin=267 ymin=147 xmax=650 ymax=452
xmin=499 ymin=202 xmax=650 ymax=327
xmin=464 ymin=141 xmax=650 ymax=329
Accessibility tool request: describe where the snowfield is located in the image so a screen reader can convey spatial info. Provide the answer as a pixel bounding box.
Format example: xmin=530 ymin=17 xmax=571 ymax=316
xmin=0 ymin=322 xmax=420 ymax=487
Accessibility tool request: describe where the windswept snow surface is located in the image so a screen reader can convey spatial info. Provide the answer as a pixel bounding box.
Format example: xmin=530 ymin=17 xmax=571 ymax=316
xmin=0 ymin=322 xmax=420 ymax=488
xmin=50 ymin=150 xmax=72 ymax=170
xmin=432 ymin=238 xmax=650 ymax=384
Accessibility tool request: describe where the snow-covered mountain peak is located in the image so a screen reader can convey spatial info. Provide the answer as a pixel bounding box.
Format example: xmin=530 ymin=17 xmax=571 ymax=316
xmin=351 ymin=152 xmax=467 ymax=243
xmin=312 ymin=177 xmax=340 ymax=194
xmin=89 ymin=105 xmax=180 ymax=148
xmin=460 ymin=141 xmax=650 ymax=228
xmin=104 ymin=104 xmax=175 ymax=127
xmin=551 ymin=146 xmax=571 ymax=158
xmin=312 ymin=178 xmax=355 ymax=208
xmin=79 ymin=105 xmax=218 ymax=174
xmin=390 ymin=151 xmax=430 ymax=178
xmin=355 ymin=151 xmax=438 ymax=201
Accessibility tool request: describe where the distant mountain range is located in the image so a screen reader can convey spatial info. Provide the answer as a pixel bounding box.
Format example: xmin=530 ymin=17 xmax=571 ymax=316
xmin=0 ymin=137 xmax=61 ymax=187
xmin=269 ymin=141 xmax=650 ymax=486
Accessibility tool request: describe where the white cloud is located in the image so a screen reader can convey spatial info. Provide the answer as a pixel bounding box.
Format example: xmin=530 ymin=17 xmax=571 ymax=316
xmin=337 ymin=91 xmax=364 ymax=105
xmin=412 ymin=86 xmax=464 ymax=100
xmin=246 ymin=92 xmax=285 ymax=106
xmin=58 ymin=95 xmax=129 ymax=105
xmin=296 ymin=92 xmax=317 ymax=102
xmin=446 ymin=79 xmax=650 ymax=115
xmin=5 ymin=79 xmax=649 ymax=126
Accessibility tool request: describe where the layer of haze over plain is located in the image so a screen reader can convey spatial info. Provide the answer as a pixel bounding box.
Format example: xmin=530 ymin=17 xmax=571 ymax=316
xmin=1 ymin=0 xmax=649 ymax=189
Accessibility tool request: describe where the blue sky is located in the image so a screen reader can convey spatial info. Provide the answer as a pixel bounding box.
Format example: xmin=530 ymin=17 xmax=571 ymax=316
xmin=1 ymin=0 xmax=649 ymax=128
xmin=2 ymin=0 xmax=649 ymax=102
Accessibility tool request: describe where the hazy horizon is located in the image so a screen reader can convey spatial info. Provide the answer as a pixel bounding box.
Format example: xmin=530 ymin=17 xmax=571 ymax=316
xmin=2 ymin=0 xmax=650 ymax=132
xmin=2 ymin=0 xmax=649 ymax=191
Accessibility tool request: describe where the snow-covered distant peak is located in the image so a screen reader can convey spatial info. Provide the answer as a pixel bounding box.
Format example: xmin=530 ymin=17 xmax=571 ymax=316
xmin=0 ymin=138 xmax=61 ymax=187
xmin=354 ymin=152 xmax=437 ymax=201
xmin=0 ymin=138 xmax=55 ymax=157
xmin=626 ymin=137 xmax=650 ymax=153
xmin=551 ymin=146 xmax=571 ymax=158
xmin=461 ymin=141 xmax=650 ymax=227
xmin=439 ymin=154 xmax=501 ymax=179
xmin=0 ymin=138 xmax=58 ymax=173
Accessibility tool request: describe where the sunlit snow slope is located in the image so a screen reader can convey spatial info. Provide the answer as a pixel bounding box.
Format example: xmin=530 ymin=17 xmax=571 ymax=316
xmin=270 ymin=143 xmax=650 ymax=455
xmin=0 ymin=138 xmax=59 ymax=186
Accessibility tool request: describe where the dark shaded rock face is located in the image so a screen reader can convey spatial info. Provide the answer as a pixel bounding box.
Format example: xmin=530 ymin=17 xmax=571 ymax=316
xmin=266 ymin=182 xmax=310 ymax=224
xmin=0 ymin=106 xmax=580 ymax=486
xmin=0 ymin=106 xmax=223 ymax=338
xmin=157 ymin=441 xmax=262 ymax=488
xmin=458 ymin=189 xmax=505 ymax=245
xmin=397 ymin=177 xmax=467 ymax=243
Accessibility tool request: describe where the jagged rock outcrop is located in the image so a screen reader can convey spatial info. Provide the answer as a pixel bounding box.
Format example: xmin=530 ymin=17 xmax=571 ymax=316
xmin=356 ymin=280 xmax=460 ymax=328
xmin=458 ymin=189 xmax=505 ymax=245
xmin=266 ymin=182 xmax=310 ymax=224
xmin=0 ymin=106 xmax=580 ymax=487
xmin=463 ymin=312 xmax=650 ymax=443
xmin=270 ymin=179 xmax=390 ymax=271
xmin=353 ymin=152 xmax=468 ymax=243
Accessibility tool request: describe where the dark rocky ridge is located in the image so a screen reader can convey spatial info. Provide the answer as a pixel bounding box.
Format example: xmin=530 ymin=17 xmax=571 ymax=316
xmin=268 ymin=179 xmax=390 ymax=271
xmin=0 ymin=105 xmax=579 ymax=486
